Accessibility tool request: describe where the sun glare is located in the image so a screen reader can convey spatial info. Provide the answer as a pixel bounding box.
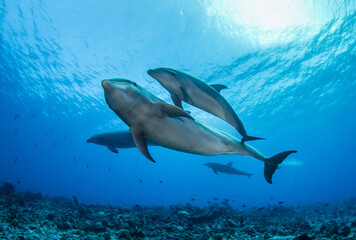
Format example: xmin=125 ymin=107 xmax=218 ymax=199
xmin=205 ymin=0 xmax=321 ymax=44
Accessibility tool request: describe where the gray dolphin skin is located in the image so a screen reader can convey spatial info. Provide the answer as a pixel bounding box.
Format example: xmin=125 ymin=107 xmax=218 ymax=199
xmin=102 ymin=78 xmax=296 ymax=183
xmin=204 ymin=162 xmax=253 ymax=178
xmin=86 ymin=130 xmax=157 ymax=153
xmin=147 ymin=67 xmax=263 ymax=143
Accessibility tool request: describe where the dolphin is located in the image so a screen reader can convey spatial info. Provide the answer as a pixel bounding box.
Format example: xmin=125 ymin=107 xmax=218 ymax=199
xmin=147 ymin=68 xmax=263 ymax=143
xmin=102 ymin=78 xmax=296 ymax=183
xmin=204 ymin=162 xmax=253 ymax=178
xmin=86 ymin=130 xmax=157 ymax=153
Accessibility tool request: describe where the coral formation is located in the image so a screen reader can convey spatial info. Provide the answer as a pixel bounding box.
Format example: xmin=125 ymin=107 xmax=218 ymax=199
xmin=0 ymin=183 xmax=355 ymax=239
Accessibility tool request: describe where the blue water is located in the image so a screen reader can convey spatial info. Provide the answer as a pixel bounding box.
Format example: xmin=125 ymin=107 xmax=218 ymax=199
xmin=0 ymin=0 xmax=355 ymax=208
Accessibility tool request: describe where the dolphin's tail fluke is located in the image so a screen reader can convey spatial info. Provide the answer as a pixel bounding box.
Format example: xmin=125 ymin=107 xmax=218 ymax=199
xmin=241 ymin=136 xmax=265 ymax=143
xmin=264 ymin=150 xmax=297 ymax=184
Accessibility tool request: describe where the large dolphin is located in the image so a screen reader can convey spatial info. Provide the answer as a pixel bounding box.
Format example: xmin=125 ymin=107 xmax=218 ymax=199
xmin=147 ymin=68 xmax=263 ymax=143
xmin=204 ymin=162 xmax=253 ymax=178
xmin=87 ymin=130 xmax=157 ymax=153
xmin=102 ymin=79 xmax=296 ymax=183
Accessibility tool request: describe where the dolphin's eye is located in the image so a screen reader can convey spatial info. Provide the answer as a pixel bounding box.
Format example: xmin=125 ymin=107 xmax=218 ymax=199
xmin=166 ymin=70 xmax=176 ymax=76
xmin=133 ymin=82 xmax=137 ymax=86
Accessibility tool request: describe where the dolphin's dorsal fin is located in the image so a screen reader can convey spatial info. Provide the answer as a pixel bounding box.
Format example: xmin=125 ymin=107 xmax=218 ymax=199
xmin=227 ymin=162 xmax=233 ymax=167
xmin=180 ymin=87 xmax=193 ymax=104
xmin=154 ymin=102 xmax=194 ymax=120
xmin=210 ymin=84 xmax=227 ymax=93
xmin=107 ymin=146 xmax=119 ymax=154
xmin=171 ymin=94 xmax=183 ymax=109
xmin=131 ymin=126 xmax=156 ymax=163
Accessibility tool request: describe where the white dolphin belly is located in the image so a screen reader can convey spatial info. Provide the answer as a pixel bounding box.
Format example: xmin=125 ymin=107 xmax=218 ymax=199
xmin=142 ymin=117 xmax=264 ymax=159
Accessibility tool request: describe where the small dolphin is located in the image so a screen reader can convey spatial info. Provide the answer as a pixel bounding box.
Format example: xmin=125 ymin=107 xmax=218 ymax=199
xmin=87 ymin=130 xmax=157 ymax=153
xmin=147 ymin=68 xmax=263 ymax=143
xmin=204 ymin=162 xmax=253 ymax=178
xmin=101 ymin=78 xmax=296 ymax=183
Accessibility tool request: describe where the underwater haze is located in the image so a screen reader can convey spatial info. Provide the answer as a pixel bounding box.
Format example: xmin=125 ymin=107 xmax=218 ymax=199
xmin=1 ymin=0 xmax=356 ymax=211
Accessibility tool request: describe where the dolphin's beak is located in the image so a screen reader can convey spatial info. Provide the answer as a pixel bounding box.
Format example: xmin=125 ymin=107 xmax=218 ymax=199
xmin=147 ymin=69 xmax=156 ymax=77
xmin=86 ymin=138 xmax=92 ymax=143
xmin=102 ymin=80 xmax=113 ymax=91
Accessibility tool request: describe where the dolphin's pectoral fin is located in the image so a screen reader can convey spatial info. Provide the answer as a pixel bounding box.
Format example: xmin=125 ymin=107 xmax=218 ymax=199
xmin=171 ymin=94 xmax=183 ymax=109
xmin=131 ymin=126 xmax=156 ymax=163
xmin=154 ymin=102 xmax=194 ymax=120
xmin=210 ymin=84 xmax=227 ymax=93
xmin=107 ymin=146 xmax=119 ymax=154
xmin=227 ymin=162 xmax=233 ymax=167
xmin=180 ymin=87 xmax=193 ymax=104
xmin=213 ymin=170 xmax=218 ymax=175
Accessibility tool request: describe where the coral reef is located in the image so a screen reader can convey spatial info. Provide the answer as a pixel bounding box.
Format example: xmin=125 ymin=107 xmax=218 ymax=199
xmin=0 ymin=183 xmax=355 ymax=239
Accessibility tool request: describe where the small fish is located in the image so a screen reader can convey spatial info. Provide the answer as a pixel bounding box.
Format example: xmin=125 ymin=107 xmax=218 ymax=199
xmin=73 ymin=157 xmax=76 ymax=162
xmin=242 ymin=204 xmax=246 ymax=208
xmin=108 ymin=167 xmax=111 ymax=172
xmin=190 ymin=198 xmax=195 ymax=201
xmin=139 ymin=179 xmax=143 ymax=183
xmin=14 ymin=157 xmax=18 ymax=163
xmin=324 ymin=203 xmax=329 ymax=207
xmin=17 ymin=181 xmax=21 ymax=184
xmin=258 ymin=207 xmax=265 ymax=211
xmin=278 ymin=201 xmax=284 ymax=205
xmin=86 ymin=164 xmax=89 ymax=168
xmin=53 ymin=142 xmax=56 ymax=147
xmin=14 ymin=114 xmax=19 ymax=120
xmin=212 ymin=197 xmax=218 ymax=201
xmin=207 ymin=201 xmax=211 ymax=204
xmin=159 ymin=180 xmax=163 ymax=183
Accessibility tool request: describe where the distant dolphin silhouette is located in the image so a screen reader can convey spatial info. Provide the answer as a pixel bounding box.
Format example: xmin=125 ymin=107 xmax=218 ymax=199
xmin=87 ymin=130 xmax=156 ymax=153
xmin=101 ymin=78 xmax=296 ymax=183
xmin=147 ymin=68 xmax=263 ymax=143
xmin=204 ymin=162 xmax=253 ymax=178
